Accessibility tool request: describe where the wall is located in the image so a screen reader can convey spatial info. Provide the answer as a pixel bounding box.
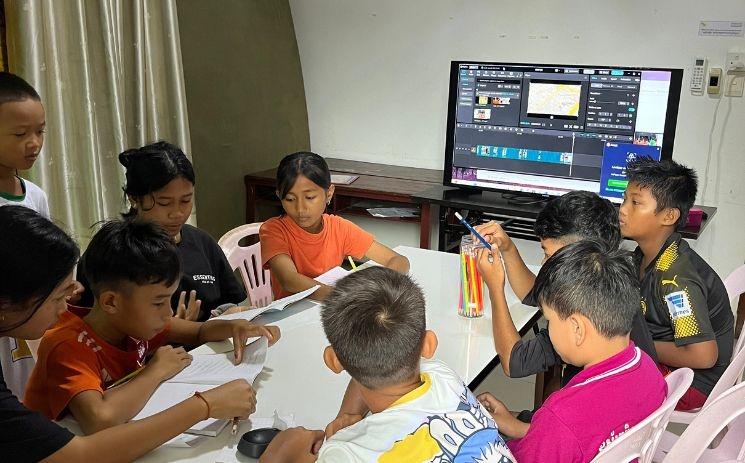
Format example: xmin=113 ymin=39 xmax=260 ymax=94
xmin=177 ymin=0 xmax=310 ymax=239
xmin=290 ymin=0 xmax=745 ymax=278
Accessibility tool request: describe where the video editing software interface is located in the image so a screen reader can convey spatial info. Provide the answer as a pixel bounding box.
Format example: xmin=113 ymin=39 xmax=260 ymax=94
xmin=449 ymin=63 xmax=675 ymax=201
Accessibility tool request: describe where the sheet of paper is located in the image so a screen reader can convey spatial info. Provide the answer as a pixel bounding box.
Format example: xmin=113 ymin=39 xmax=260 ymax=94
xmin=189 ymin=336 xmax=262 ymax=356
xmin=216 ymin=411 xmax=295 ymax=463
xmin=314 ymin=266 xmax=350 ymax=286
xmin=215 ymin=285 xmax=319 ymax=322
xmin=330 ymin=174 xmax=359 ymax=185
xmin=167 ymin=337 xmax=268 ymax=385
xmin=133 ymin=382 xmax=225 ymax=435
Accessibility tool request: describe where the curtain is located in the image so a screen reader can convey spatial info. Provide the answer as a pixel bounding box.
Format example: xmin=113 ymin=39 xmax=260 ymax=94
xmin=4 ymin=0 xmax=194 ymax=244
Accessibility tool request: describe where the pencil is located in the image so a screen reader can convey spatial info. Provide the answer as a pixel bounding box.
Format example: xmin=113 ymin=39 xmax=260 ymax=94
xmin=231 ymin=417 xmax=239 ymax=435
xmin=347 ymin=256 xmax=358 ymax=271
xmin=108 ymin=366 xmax=144 ymax=389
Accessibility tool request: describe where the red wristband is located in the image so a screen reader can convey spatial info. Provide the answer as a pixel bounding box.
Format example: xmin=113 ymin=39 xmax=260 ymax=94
xmin=193 ymin=391 xmax=210 ymax=420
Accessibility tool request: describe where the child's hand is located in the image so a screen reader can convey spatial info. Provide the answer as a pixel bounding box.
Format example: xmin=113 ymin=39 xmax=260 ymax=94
xmin=229 ymin=321 xmax=281 ymax=363
xmin=175 ymin=290 xmax=202 ymax=321
xmin=220 ymin=304 xmax=256 ymax=316
xmin=201 ymin=379 xmax=257 ymax=419
xmin=474 ymin=221 xmax=514 ymax=253
xmin=325 ymin=413 xmax=364 ymax=439
xmin=66 ymin=281 xmax=85 ymax=304
xmin=259 ymin=427 xmax=326 ymax=463
xmin=148 ymin=345 xmax=192 ymax=381
xmin=477 ymin=248 xmax=505 ymax=290
xmin=477 ymin=392 xmax=510 ymax=420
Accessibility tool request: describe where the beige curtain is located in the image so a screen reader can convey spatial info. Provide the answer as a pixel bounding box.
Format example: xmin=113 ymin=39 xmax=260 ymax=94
xmin=5 ymin=0 xmax=193 ymax=244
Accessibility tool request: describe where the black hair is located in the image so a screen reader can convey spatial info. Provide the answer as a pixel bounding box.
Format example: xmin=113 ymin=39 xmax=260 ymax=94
xmin=0 ymin=72 xmax=41 ymax=106
xmin=321 ymin=267 xmax=426 ymax=389
xmin=0 ymin=206 xmax=79 ymax=331
xmin=626 ymin=156 xmax=698 ymax=229
xmin=533 ymin=239 xmax=639 ymax=339
xmin=534 ymin=190 xmax=621 ymax=248
xmin=81 ymin=219 xmax=180 ymax=297
xmin=118 ymin=141 xmax=195 ymax=217
xmin=276 ymin=151 xmax=331 ymax=199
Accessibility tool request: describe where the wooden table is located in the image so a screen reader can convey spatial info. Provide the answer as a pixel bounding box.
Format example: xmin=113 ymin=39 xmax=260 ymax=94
xmin=245 ymin=159 xmax=442 ymax=249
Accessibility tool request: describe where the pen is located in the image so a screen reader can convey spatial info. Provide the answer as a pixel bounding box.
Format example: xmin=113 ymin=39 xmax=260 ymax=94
xmin=347 ymin=256 xmax=358 ymax=271
xmin=453 ymin=212 xmax=492 ymax=250
xmin=107 ymin=366 xmax=144 ymax=389
xmin=232 ymin=417 xmax=239 ymax=435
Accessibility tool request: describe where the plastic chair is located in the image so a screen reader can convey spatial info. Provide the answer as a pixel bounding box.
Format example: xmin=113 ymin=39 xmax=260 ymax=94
xmin=26 ymin=338 xmax=41 ymax=361
xmin=725 ymin=265 xmax=745 ymax=363
xmin=218 ymin=223 xmax=273 ymax=308
xmin=659 ymin=381 xmax=745 ymax=463
xmin=589 ymin=368 xmax=694 ymax=463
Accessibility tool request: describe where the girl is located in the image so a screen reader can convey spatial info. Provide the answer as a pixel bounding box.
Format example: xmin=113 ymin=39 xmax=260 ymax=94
xmin=0 ymin=205 xmax=256 ymax=462
xmin=260 ymin=151 xmax=409 ymax=300
xmin=76 ymin=141 xmax=247 ymax=321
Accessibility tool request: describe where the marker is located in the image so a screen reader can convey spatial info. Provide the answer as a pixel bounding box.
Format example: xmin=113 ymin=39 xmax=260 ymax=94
xmin=454 ymin=212 xmax=492 ymax=250
xmin=347 ymin=256 xmax=358 ymax=271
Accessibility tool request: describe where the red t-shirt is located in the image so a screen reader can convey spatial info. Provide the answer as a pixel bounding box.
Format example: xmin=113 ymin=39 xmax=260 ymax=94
xmin=260 ymin=214 xmax=375 ymax=298
xmin=24 ymin=306 xmax=169 ymax=420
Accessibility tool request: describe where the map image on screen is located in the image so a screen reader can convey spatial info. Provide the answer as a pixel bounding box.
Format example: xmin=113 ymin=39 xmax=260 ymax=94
xmin=527 ymin=81 xmax=582 ymax=118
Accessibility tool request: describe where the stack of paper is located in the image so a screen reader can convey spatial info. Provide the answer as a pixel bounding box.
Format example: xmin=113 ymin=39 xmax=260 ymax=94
xmin=214 ymin=285 xmax=319 ymax=322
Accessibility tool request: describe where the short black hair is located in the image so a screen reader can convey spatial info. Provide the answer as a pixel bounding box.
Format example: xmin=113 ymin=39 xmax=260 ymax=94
xmin=0 ymin=72 xmax=41 ymax=106
xmin=321 ymin=267 xmax=426 ymax=389
xmin=533 ymin=239 xmax=639 ymax=339
xmin=534 ymin=191 xmax=621 ymax=248
xmin=276 ymin=151 xmax=331 ymax=199
xmin=119 ymin=141 xmax=195 ymax=217
xmin=626 ymin=157 xmax=698 ymax=228
xmin=81 ymin=219 xmax=180 ymax=297
xmin=0 ymin=206 xmax=79 ymax=330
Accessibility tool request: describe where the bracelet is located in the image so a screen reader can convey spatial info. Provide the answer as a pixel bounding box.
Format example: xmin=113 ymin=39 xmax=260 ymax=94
xmin=193 ymin=391 xmax=210 ymax=420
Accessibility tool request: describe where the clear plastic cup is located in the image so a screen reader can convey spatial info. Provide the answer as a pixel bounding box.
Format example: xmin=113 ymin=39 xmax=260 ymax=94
xmin=458 ymin=235 xmax=485 ymax=318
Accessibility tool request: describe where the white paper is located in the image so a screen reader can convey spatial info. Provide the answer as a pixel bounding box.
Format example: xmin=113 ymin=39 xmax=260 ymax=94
xmin=167 ymin=337 xmax=268 ymax=385
xmin=330 ymin=174 xmax=358 ymax=185
xmin=215 ymin=285 xmax=319 ymax=322
xmin=314 ymin=266 xmax=350 ymax=286
xmin=699 ymin=20 xmax=744 ymax=37
xmin=216 ymin=411 xmax=296 ymax=463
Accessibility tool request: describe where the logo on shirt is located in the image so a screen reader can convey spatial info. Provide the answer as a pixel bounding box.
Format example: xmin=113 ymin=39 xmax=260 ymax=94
xmin=193 ymin=274 xmax=216 ymax=284
xmin=664 ymin=290 xmax=692 ymax=320
xmin=661 ymin=275 xmax=679 ymax=287
xmin=77 ymin=330 xmax=103 ymax=353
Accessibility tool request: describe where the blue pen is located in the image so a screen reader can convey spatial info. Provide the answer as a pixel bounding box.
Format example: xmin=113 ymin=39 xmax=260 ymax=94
xmin=454 ymin=212 xmax=492 ymax=250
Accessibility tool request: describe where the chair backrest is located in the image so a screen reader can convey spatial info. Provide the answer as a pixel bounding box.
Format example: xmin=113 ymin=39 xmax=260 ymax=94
xmin=701 ymin=335 xmax=745 ymax=405
xmin=590 ymin=368 xmax=694 ymax=463
xmin=725 ymin=264 xmax=745 ymax=306
xmin=26 ymin=338 xmax=41 ymax=361
xmin=218 ymin=223 xmax=273 ymax=308
xmin=662 ymin=380 xmax=745 ymax=462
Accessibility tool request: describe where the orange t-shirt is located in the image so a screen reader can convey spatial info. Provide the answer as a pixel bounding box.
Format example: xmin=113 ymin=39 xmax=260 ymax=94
xmin=24 ymin=306 xmax=169 ymax=420
xmin=260 ymin=214 xmax=375 ymax=299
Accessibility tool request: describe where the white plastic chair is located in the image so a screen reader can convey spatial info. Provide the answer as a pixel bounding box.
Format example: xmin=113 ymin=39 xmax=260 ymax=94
xmin=660 ymin=381 xmax=745 ymax=462
xmin=26 ymin=338 xmax=41 ymax=361
xmin=725 ymin=265 xmax=745 ymax=364
xmin=218 ymin=223 xmax=273 ymax=308
xmin=589 ymin=368 xmax=694 ymax=463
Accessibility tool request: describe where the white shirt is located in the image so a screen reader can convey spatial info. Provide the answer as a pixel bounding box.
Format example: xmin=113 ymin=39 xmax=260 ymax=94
xmin=317 ymin=359 xmax=515 ymax=463
xmin=0 ymin=177 xmax=48 ymax=399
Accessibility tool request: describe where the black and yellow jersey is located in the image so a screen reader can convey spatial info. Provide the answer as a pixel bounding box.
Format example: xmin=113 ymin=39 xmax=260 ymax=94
xmin=636 ymin=233 xmax=734 ymax=395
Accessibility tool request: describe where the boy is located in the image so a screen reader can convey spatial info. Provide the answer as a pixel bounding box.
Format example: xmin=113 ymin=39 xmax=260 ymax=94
xmin=475 ymin=191 xmax=656 ymax=387
xmin=24 ymin=219 xmax=281 ymax=433
xmin=478 ymin=240 xmax=667 ymax=462
xmin=0 ymin=72 xmax=49 ymax=400
xmin=260 ymin=267 xmax=515 ymax=463
xmin=621 ymin=157 xmax=733 ymax=410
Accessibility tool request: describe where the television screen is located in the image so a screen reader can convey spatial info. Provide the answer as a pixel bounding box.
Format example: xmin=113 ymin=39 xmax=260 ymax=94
xmin=444 ymin=61 xmax=683 ymax=202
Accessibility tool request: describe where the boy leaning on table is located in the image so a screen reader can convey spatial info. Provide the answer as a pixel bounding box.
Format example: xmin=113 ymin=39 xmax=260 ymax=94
xmin=260 ymin=266 xmax=516 ymax=463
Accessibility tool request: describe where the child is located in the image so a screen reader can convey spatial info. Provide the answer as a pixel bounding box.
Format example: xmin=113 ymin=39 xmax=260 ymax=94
xmin=0 ymin=206 xmax=257 ymax=462
xmin=75 ymin=141 xmax=248 ymax=321
xmin=621 ymin=157 xmax=733 ymax=410
xmin=24 ymin=219 xmax=280 ymax=434
xmin=0 ymin=72 xmax=50 ymax=401
xmin=475 ymin=191 xmax=656 ymax=387
xmin=260 ymin=267 xmax=515 ymax=462
xmin=260 ymin=152 xmax=409 ymax=300
xmin=478 ymin=240 xmax=667 ymax=462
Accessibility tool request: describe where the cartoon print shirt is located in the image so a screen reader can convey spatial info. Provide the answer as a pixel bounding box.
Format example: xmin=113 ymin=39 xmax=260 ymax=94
xmin=316 ymin=359 xmax=515 ymax=463
xmin=636 ymin=232 xmax=734 ymax=395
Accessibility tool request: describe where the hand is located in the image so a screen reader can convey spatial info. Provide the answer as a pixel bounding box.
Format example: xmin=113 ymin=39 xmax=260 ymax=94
xmin=325 ymin=413 xmax=363 ymax=439
xmin=201 ymin=379 xmax=257 ymax=419
xmin=148 ymin=345 xmax=192 ymax=381
xmin=259 ymin=427 xmax=326 ymax=463
xmin=66 ymin=280 xmax=85 ymax=304
xmin=221 ymin=304 xmax=256 ymax=316
xmin=175 ymin=290 xmax=202 ymax=321
xmin=230 ymin=320 xmax=281 ymax=363
xmin=477 ymin=392 xmax=510 ymax=420
xmin=474 ymin=221 xmax=514 ymax=253
xmin=476 ymin=248 xmax=505 ymax=290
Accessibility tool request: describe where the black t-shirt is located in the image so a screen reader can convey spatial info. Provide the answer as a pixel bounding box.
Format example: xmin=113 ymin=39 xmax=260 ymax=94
xmin=78 ymin=224 xmax=247 ymax=321
xmin=0 ymin=361 xmax=74 ymax=461
xmin=636 ymin=233 xmax=734 ymax=395
xmin=510 ymin=275 xmax=658 ymax=386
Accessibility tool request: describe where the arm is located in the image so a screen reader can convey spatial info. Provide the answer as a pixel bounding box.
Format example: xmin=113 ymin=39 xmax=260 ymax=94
xmin=474 ymin=221 xmax=535 ymax=300
xmin=654 ymin=340 xmax=718 ymax=369
xmin=46 ymin=379 xmax=257 ymax=463
xmin=477 ymin=393 xmax=529 ymax=439
xmin=259 ymin=427 xmax=325 ymax=463
xmin=67 ymin=346 xmax=192 ymax=434
xmin=268 ymin=254 xmax=334 ymax=300
xmin=364 ymin=241 xmax=410 ymax=274
xmin=324 ymin=380 xmax=368 ymax=438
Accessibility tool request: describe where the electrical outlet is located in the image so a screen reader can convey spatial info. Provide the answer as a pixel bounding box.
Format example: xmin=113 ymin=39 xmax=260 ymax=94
xmin=726 ymin=52 xmax=745 ymax=71
xmin=725 ymin=74 xmax=744 ymax=97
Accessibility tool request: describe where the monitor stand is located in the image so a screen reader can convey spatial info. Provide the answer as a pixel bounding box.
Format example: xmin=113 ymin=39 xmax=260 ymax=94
xmin=482 ymin=190 xmax=550 ymax=206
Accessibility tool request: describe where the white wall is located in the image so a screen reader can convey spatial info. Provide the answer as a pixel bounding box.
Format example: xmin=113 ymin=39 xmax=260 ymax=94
xmin=290 ymin=0 xmax=745 ymax=279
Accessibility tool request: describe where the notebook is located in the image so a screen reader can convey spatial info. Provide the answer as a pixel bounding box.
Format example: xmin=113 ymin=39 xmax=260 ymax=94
xmin=214 ymin=285 xmax=319 ymax=322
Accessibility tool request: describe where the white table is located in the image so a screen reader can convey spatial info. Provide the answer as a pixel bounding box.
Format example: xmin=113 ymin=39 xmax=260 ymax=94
xmin=139 ymin=246 xmax=540 ymax=462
